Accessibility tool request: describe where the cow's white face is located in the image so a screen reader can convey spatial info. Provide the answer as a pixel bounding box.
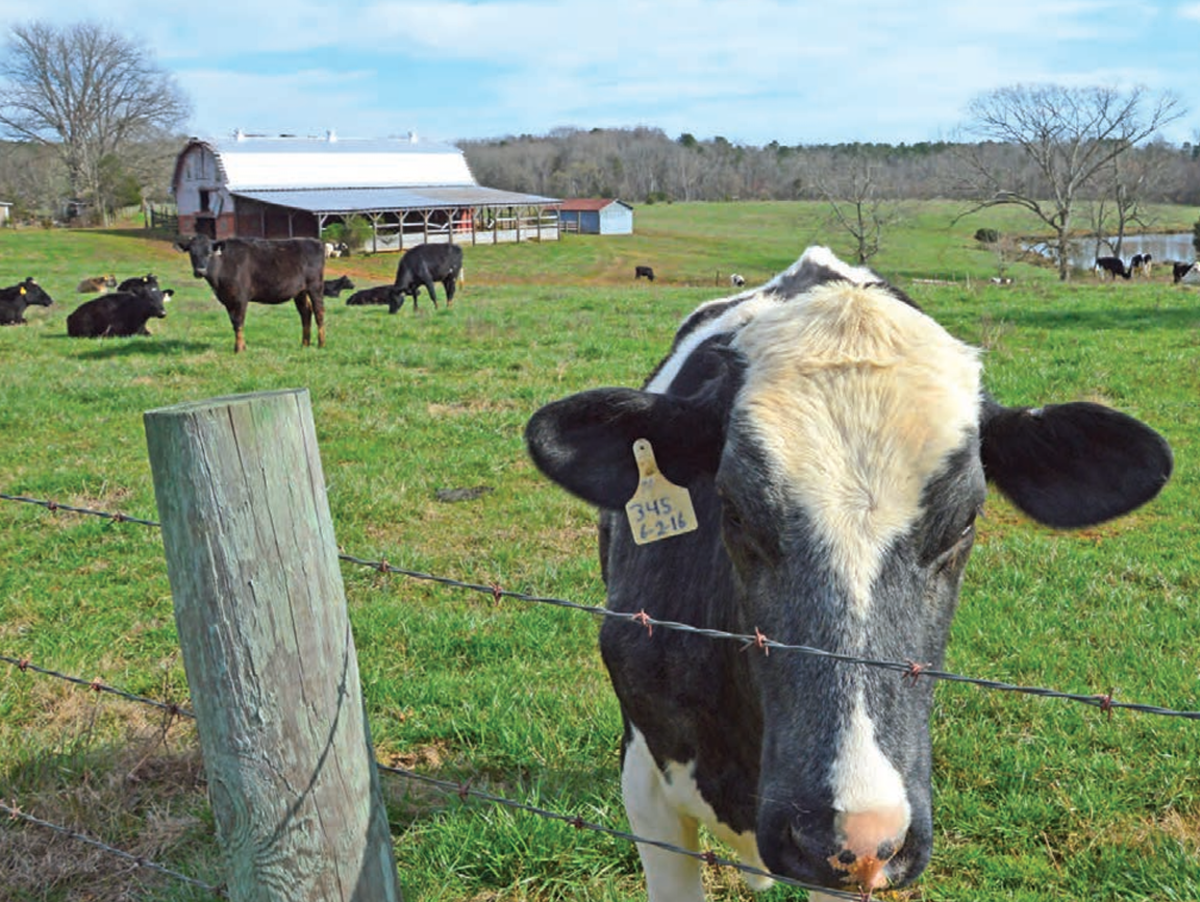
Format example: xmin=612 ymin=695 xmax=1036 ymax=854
xmin=716 ymin=280 xmax=984 ymax=889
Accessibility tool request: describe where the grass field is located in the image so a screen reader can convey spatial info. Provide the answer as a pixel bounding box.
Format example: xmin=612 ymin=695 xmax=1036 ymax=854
xmin=1 ymin=201 xmax=1198 ymax=901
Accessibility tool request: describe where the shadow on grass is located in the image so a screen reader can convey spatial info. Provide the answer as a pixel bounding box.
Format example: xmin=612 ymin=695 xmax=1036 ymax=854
xmin=43 ymin=337 xmax=213 ymax=358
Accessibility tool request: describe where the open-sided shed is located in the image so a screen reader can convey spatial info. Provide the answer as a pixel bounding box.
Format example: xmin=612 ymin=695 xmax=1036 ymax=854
xmin=171 ymin=131 xmax=561 ymax=250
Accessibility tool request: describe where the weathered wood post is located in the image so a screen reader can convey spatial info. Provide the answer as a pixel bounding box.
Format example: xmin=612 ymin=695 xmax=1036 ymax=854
xmin=144 ymin=388 xmax=400 ymax=902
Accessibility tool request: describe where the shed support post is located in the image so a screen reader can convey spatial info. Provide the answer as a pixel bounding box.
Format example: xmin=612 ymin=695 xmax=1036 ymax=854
xmin=144 ymin=389 xmax=400 ymax=902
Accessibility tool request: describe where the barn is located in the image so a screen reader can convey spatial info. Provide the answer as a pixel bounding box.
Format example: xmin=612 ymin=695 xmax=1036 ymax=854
xmin=558 ymin=198 xmax=634 ymax=235
xmin=170 ymin=131 xmax=562 ymax=251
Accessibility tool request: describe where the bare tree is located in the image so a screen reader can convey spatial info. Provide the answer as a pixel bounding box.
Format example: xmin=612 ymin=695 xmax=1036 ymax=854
xmin=811 ymin=150 xmax=903 ymax=264
xmin=0 ymin=20 xmax=191 ymax=224
xmin=955 ymin=84 xmax=1184 ymax=280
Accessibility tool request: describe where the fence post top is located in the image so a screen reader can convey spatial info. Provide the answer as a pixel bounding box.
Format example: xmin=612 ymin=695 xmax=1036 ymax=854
xmin=144 ymin=388 xmax=310 ymax=419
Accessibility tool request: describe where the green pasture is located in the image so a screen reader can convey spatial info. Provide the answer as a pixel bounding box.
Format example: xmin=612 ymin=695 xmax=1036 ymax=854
xmin=0 ymin=202 xmax=1198 ymax=901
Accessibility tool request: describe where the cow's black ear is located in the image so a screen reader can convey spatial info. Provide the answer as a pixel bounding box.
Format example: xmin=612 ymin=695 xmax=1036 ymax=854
xmin=212 ymin=241 xmax=225 ymax=255
xmin=526 ymin=387 xmax=725 ymax=511
xmin=980 ymin=400 xmax=1173 ymax=528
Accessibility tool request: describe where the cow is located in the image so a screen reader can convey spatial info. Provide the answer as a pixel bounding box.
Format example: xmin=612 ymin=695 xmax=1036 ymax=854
xmin=324 ymin=275 xmax=355 ymax=297
xmin=1172 ymin=261 xmax=1195 ymax=283
xmin=66 ymin=280 xmax=172 ymax=338
xmin=392 ymin=243 xmax=463 ymax=312
xmin=174 ymin=233 xmax=326 ymax=353
xmin=635 ymin=265 xmax=655 ymax=281
xmin=76 ymin=274 xmax=116 ymax=293
xmin=0 ymin=278 xmax=55 ymax=325
xmin=1095 ymin=256 xmax=1129 ymax=280
xmin=324 ymin=241 xmax=349 ymax=258
xmin=524 ymin=246 xmax=1172 ymax=901
xmin=730 ymin=273 xmax=746 ymax=287
xmin=345 ymin=284 xmax=400 ymax=306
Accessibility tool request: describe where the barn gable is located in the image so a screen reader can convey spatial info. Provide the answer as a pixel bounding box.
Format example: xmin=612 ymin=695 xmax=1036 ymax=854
xmin=170 ymin=131 xmax=561 ymax=250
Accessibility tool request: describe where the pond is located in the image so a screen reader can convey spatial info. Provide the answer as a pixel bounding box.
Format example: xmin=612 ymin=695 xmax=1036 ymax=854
xmin=1025 ymin=232 xmax=1196 ymax=271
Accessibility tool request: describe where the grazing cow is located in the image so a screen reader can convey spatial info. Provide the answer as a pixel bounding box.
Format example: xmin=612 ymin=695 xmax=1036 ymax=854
xmin=67 ymin=280 xmax=172 ymax=338
xmin=1130 ymin=252 xmax=1153 ymax=276
xmin=392 ymin=243 xmax=463 ymax=312
xmin=0 ymin=278 xmax=55 ymax=325
xmin=174 ymin=233 xmax=326 ymax=353
xmin=324 ymin=241 xmax=349 ymax=258
xmin=730 ymin=273 xmax=746 ymax=287
xmin=635 ymin=265 xmax=655 ymax=281
xmin=324 ymin=275 xmax=355 ymax=297
xmin=1095 ymin=256 xmax=1130 ymax=280
xmin=76 ymin=274 xmax=116 ymax=293
xmin=525 ymin=246 xmax=1172 ymax=901
xmin=1172 ymin=261 xmax=1195 ymax=283
xmin=345 ymin=284 xmax=400 ymax=307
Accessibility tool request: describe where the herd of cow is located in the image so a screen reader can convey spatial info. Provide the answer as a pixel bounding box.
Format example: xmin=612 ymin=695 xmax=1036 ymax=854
xmin=0 ymin=236 xmax=466 ymax=352
xmin=1095 ymin=251 xmax=1198 ymax=283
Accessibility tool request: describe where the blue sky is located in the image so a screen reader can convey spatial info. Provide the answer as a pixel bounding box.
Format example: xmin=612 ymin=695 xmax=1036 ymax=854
xmin=4 ymin=0 xmax=1200 ymax=148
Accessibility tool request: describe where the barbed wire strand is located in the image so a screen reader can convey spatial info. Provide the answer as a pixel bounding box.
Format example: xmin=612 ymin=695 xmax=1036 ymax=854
xmin=0 ymin=653 xmax=194 ymax=719
xmin=0 ymin=800 xmax=226 ymax=897
xmin=3 ymin=490 xmax=1198 ymax=720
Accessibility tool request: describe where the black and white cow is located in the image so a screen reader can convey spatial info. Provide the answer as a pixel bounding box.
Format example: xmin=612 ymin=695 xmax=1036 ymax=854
xmin=392 ymin=243 xmax=463 ymax=312
xmin=67 ymin=280 xmax=172 ymax=337
xmin=1095 ymin=256 xmax=1130 ymax=280
xmin=1172 ymin=261 xmax=1195 ymax=283
xmin=174 ymin=233 xmax=326 ymax=353
xmin=0 ymin=277 xmax=55 ymax=325
xmin=525 ymin=246 xmax=1172 ymax=900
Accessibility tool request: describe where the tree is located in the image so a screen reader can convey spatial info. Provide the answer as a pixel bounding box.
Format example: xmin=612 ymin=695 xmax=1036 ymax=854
xmin=811 ymin=149 xmax=903 ymax=264
xmin=955 ymin=84 xmax=1184 ymax=280
xmin=0 ymin=20 xmax=191 ymax=225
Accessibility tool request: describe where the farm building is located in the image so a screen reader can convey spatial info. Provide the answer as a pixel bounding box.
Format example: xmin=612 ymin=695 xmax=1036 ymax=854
xmin=558 ymin=198 xmax=634 ymax=235
xmin=170 ymin=131 xmax=562 ymax=251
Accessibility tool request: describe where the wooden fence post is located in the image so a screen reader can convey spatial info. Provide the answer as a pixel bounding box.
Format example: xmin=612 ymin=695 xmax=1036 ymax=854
xmin=144 ymin=388 xmax=400 ymax=902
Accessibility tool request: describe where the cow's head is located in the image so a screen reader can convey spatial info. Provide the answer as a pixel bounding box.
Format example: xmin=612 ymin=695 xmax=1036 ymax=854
xmin=524 ymin=247 xmax=1172 ymax=894
xmin=20 ymin=278 xmax=54 ymax=308
xmin=174 ymin=234 xmax=222 ymax=279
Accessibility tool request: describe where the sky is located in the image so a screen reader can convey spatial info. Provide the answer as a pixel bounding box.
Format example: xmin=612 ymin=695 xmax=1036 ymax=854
xmin=3 ymin=0 xmax=1200 ymax=149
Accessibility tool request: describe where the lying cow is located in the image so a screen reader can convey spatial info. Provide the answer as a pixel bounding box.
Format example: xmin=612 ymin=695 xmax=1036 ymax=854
xmin=76 ymin=274 xmax=116 ymax=293
xmin=117 ymin=273 xmax=160 ymax=293
xmin=345 ymin=284 xmax=400 ymax=307
xmin=525 ymin=246 xmax=1172 ymax=900
xmin=67 ymin=280 xmax=172 ymax=338
xmin=174 ymin=233 xmax=326 ymax=353
xmin=0 ymin=277 xmax=55 ymax=325
xmin=392 ymin=243 xmax=463 ymax=312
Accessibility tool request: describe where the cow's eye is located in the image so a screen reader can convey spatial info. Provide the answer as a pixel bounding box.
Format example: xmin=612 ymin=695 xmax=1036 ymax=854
xmin=934 ymin=509 xmax=979 ymax=571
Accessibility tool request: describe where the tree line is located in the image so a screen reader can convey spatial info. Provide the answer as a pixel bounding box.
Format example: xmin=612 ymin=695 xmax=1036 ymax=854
xmin=0 ymin=21 xmax=1194 ymax=277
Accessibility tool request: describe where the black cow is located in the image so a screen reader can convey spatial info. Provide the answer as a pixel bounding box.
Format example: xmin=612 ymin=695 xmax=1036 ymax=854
xmin=635 ymin=265 xmax=655 ymax=281
xmin=525 ymin=246 xmax=1172 ymax=899
xmin=1095 ymin=256 xmax=1130 ymax=280
xmin=346 ymin=284 xmax=401 ymax=306
xmin=392 ymin=243 xmax=463 ymax=312
xmin=1172 ymin=261 xmax=1195 ymax=283
xmin=324 ymin=275 xmax=355 ymax=297
xmin=67 ymin=280 xmax=172 ymax=338
xmin=0 ymin=278 xmax=55 ymax=325
xmin=174 ymin=234 xmax=326 ymax=353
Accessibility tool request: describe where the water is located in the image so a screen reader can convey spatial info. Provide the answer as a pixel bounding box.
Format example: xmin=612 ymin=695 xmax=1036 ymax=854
xmin=1026 ymin=232 xmax=1196 ymax=270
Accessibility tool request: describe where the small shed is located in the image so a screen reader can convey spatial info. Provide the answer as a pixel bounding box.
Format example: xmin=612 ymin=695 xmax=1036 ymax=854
xmin=559 ymin=198 xmax=634 ymax=235
xmin=0 ymin=202 xmax=10 ymax=226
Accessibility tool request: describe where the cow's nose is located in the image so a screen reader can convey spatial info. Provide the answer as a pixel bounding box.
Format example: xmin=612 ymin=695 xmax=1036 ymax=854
xmin=827 ymin=808 xmax=907 ymax=892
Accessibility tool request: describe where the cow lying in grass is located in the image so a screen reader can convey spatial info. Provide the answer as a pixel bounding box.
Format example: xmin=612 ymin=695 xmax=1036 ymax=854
xmin=0 ymin=278 xmax=55 ymax=325
xmin=67 ymin=280 xmax=172 ymax=338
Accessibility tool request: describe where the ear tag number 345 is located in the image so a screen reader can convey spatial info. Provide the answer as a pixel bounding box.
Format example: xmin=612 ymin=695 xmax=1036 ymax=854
xmin=624 ymin=438 xmax=698 ymax=545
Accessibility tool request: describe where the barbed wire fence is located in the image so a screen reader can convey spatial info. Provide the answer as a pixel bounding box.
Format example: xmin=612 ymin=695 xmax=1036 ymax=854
xmin=3 ymin=489 xmax=1199 ymax=901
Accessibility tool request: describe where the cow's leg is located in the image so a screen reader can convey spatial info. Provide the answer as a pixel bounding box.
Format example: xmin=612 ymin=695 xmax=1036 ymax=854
xmin=444 ymin=276 xmax=456 ymax=306
xmin=314 ymin=297 xmax=326 ymax=348
xmin=424 ymin=279 xmax=438 ymax=310
xmin=294 ymin=294 xmax=313 ymax=347
xmin=622 ymin=727 xmax=704 ymax=902
xmin=227 ymin=303 xmax=247 ymax=353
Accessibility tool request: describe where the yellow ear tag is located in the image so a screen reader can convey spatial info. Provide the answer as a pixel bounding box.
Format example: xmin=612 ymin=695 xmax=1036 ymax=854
xmin=625 ymin=438 xmax=698 ymax=545
xmin=19 ymin=286 xmax=26 ymax=296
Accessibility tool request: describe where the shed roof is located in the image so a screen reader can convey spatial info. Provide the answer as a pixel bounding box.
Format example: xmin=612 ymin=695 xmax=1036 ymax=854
xmin=559 ymin=198 xmax=632 ymax=212
xmin=233 ymin=185 xmax=560 ymax=215
xmin=181 ymin=132 xmax=478 ymax=191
